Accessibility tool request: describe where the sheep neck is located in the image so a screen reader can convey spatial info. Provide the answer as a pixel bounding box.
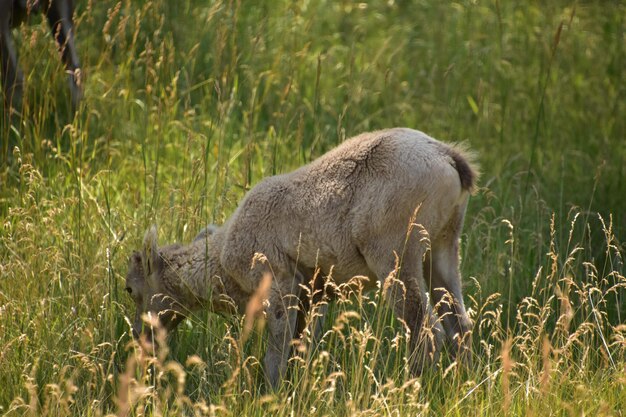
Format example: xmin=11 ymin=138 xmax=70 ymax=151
xmin=180 ymin=232 xmax=249 ymax=316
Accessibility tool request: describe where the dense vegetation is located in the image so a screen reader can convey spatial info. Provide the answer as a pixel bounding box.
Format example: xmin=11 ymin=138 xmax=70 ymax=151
xmin=1 ymin=1 xmax=624 ymax=415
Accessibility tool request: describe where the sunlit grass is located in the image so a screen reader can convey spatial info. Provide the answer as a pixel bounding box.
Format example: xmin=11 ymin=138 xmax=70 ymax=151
xmin=0 ymin=0 xmax=624 ymax=416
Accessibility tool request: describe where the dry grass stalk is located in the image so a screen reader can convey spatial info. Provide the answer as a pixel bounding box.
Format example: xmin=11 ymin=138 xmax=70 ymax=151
xmin=501 ymin=338 xmax=514 ymax=414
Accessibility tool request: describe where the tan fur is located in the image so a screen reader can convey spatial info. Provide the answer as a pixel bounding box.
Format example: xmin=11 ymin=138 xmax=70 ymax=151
xmin=125 ymin=127 xmax=478 ymax=388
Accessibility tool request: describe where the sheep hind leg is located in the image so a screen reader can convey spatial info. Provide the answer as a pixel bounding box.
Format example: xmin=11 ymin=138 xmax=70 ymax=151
xmin=426 ymin=240 xmax=473 ymax=367
xmin=0 ymin=12 xmax=24 ymax=117
xmin=393 ymin=272 xmax=444 ymax=375
xmin=46 ymin=0 xmax=82 ymax=109
xmin=365 ymin=247 xmax=444 ymax=375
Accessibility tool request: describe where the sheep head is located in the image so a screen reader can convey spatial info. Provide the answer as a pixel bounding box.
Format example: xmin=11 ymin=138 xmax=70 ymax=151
xmin=125 ymin=225 xmax=186 ymax=341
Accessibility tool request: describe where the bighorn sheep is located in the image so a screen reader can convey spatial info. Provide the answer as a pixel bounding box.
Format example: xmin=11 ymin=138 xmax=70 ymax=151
xmin=125 ymin=128 xmax=478 ymax=388
xmin=0 ymin=0 xmax=81 ymax=114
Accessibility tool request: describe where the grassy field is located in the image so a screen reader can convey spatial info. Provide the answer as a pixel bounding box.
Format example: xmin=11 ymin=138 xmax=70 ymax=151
xmin=1 ymin=0 xmax=624 ymax=415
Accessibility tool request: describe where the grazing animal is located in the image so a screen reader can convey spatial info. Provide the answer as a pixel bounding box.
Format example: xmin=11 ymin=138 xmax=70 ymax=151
xmin=0 ymin=0 xmax=81 ymax=114
xmin=125 ymin=128 xmax=478 ymax=388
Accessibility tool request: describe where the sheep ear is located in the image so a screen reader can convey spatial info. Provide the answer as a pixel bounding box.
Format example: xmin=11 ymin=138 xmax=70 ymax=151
xmin=130 ymin=251 xmax=142 ymax=269
xmin=126 ymin=251 xmax=144 ymax=285
xmin=142 ymin=225 xmax=161 ymax=277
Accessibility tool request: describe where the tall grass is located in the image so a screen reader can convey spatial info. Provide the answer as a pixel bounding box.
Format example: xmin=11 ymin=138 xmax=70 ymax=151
xmin=0 ymin=0 xmax=624 ymax=415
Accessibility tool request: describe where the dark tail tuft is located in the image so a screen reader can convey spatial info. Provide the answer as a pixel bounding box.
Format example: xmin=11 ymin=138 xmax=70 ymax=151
xmin=446 ymin=147 xmax=479 ymax=192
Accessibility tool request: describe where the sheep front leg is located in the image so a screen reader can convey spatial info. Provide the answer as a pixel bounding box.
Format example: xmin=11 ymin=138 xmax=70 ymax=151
xmin=309 ymin=302 xmax=328 ymax=351
xmin=264 ymin=279 xmax=301 ymax=389
xmin=295 ymin=270 xmax=329 ymax=355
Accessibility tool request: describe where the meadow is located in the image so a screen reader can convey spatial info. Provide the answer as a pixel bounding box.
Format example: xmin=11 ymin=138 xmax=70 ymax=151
xmin=0 ymin=0 xmax=624 ymax=415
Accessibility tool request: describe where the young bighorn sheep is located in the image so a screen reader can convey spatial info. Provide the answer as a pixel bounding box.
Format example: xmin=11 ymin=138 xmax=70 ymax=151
xmin=125 ymin=128 xmax=478 ymax=388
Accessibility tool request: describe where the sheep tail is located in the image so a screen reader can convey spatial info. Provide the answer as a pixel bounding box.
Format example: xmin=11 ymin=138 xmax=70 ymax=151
xmin=445 ymin=144 xmax=480 ymax=193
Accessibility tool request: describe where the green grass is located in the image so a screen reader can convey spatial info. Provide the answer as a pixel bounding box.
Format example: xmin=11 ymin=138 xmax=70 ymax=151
xmin=1 ymin=0 xmax=624 ymax=415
